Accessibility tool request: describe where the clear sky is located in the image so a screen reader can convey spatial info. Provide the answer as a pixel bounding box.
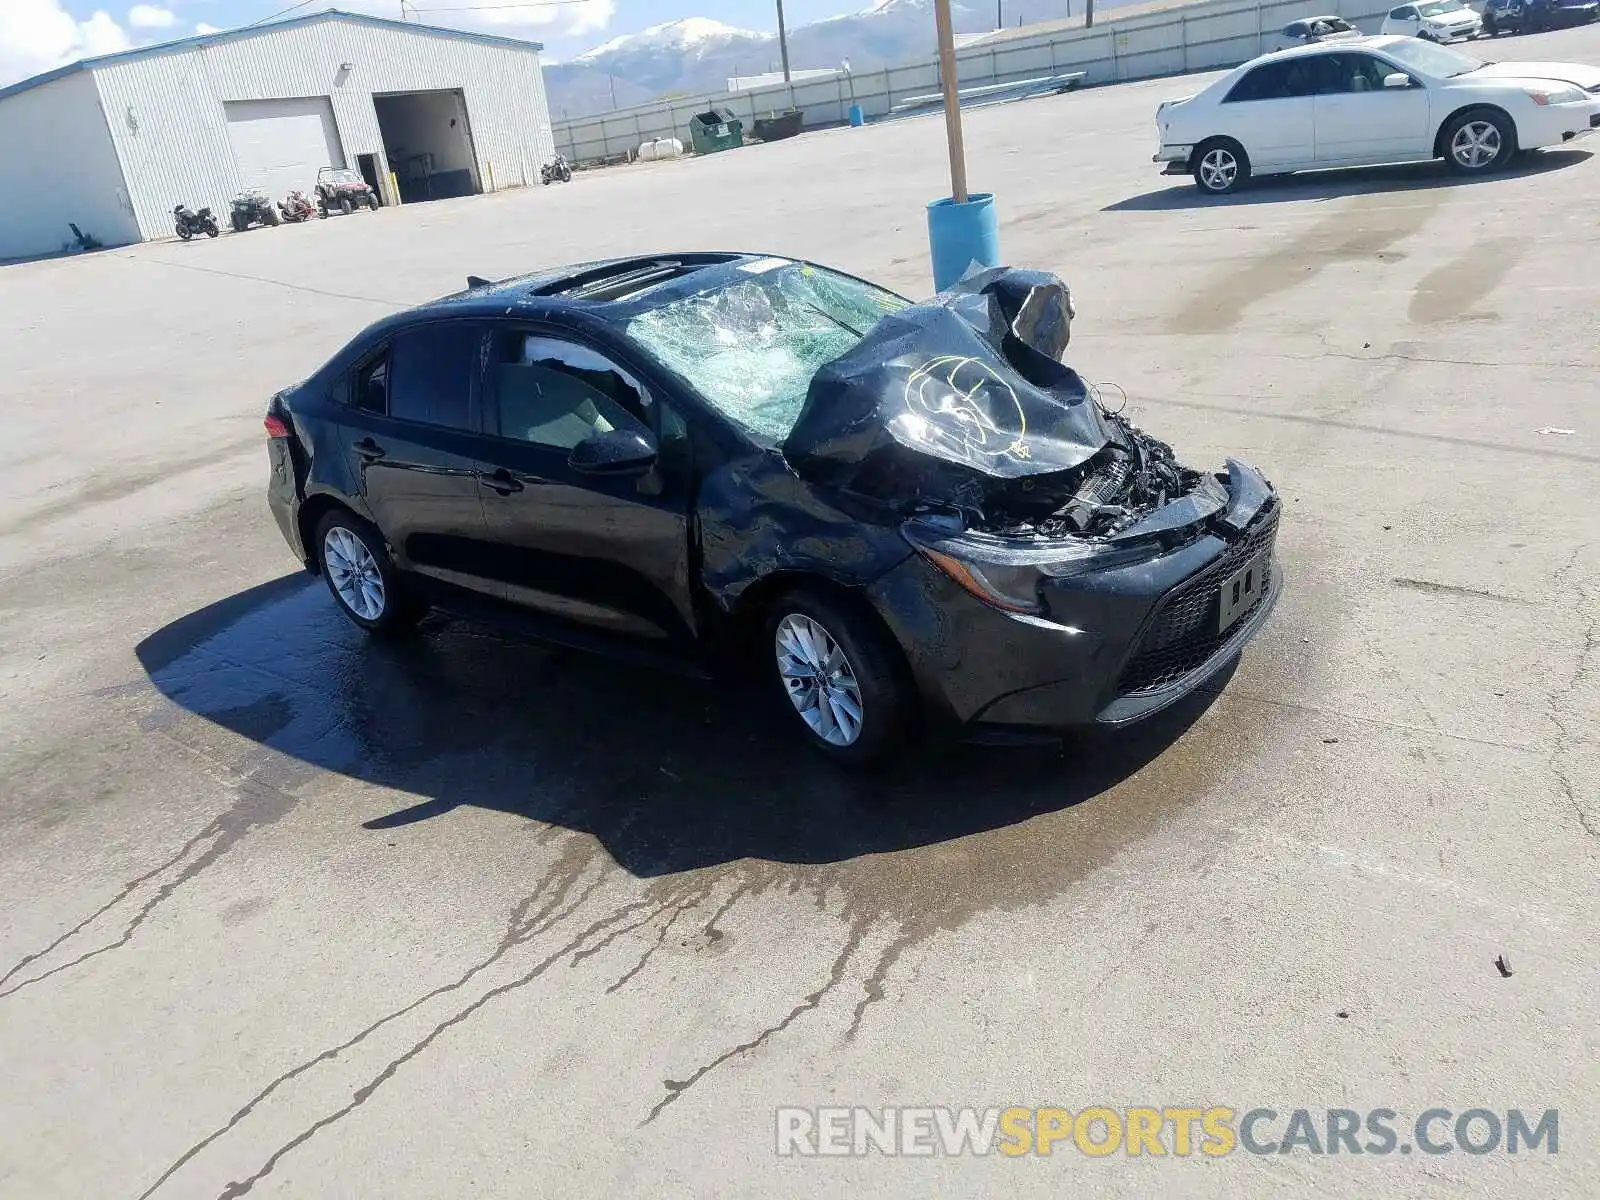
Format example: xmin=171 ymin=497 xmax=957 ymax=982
xmin=2 ymin=0 xmax=873 ymax=84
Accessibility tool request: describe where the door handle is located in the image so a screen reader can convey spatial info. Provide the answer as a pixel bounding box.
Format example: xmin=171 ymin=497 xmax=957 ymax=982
xmin=353 ymin=438 xmax=386 ymax=461
xmin=478 ymin=468 xmax=524 ymax=495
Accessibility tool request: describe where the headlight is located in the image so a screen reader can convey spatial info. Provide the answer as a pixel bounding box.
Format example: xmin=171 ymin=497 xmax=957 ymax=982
xmin=902 ymin=520 xmax=1158 ymax=614
xmin=1524 ymin=85 xmax=1585 ymax=105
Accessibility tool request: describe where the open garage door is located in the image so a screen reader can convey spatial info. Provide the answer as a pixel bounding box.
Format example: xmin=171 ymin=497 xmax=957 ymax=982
xmin=374 ymin=90 xmax=480 ymax=204
xmin=225 ymin=98 xmax=345 ymax=200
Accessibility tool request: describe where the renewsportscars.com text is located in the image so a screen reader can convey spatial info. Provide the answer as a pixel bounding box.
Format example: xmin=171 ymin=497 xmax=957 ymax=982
xmin=775 ymin=1106 xmax=1559 ymax=1158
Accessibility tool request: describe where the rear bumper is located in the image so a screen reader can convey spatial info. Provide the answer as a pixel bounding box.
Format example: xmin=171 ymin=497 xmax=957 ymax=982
xmin=267 ymin=440 xmax=308 ymax=566
xmin=866 ymin=466 xmax=1282 ymax=735
xmin=1155 ymin=145 xmax=1193 ymax=174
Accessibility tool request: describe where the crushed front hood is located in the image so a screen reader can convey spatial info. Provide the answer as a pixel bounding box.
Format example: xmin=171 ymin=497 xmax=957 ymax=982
xmin=782 ymin=267 xmax=1110 ymax=508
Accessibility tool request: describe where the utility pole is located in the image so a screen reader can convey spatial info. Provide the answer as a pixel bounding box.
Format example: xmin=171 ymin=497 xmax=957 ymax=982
xmin=997 ymin=0 xmax=1003 ymax=29
xmin=609 ymin=73 xmax=617 ymax=109
xmin=776 ymin=0 xmax=792 ymax=83
xmin=1085 ymin=0 xmax=1094 ymax=26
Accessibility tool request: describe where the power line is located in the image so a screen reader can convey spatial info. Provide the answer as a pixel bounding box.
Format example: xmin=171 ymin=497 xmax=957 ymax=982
xmin=246 ymin=0 xmax=319 ymax=28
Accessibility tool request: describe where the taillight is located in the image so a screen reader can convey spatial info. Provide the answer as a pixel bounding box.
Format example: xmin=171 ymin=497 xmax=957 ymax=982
xmin=264 ymin=414 xmax=290 ymax=438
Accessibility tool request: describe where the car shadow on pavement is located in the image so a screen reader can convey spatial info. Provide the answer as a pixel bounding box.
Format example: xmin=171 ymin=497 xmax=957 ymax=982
xmin=135 ymin=574 xmax=1232 ymax=878
xmin=1106 ymin=148 xmax=1592 ymax=210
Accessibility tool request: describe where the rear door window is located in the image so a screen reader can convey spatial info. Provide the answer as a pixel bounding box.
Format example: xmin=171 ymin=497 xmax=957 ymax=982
xmin=386 ymin=322 xmax=484 ymax=430
xmin=1225 ymin=61 xmax=1294 ymax=103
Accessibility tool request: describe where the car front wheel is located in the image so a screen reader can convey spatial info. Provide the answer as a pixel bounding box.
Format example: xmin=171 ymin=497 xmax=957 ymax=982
xmin=767 ymin=590 xmax=914 ymax=766
xmin=1193 ymin=139 xmax=1250 ymax=195
xmin=315 ymin=511 xmax=421 ymax=635
xmin=1443 ymin=109 xmax=1515 ymax=173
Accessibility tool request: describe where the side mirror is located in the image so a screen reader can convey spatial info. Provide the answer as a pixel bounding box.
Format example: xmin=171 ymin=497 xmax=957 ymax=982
xmin=568 ymin=425 xmax=658 ymax=477
xmin=1383 ymin=72 xmax=1413 ymax=88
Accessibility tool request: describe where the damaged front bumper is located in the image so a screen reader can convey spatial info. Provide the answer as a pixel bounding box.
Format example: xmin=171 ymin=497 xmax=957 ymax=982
xmin=866 ymin=461 xmax=1282 ymax=736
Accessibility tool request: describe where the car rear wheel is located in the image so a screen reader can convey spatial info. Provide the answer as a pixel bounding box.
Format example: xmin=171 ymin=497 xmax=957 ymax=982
xmin=766 ymin=590 xmax=914 ymax=766
xmin=315 ymin=511 xmax=421 ymax=635
xmin=1193 ymin=139 xmax=1250 ymax=195
xmin=366 ymin=193 xmax=379 ymax=211
xmin=1443 ymin=109 xmax=1515 ymax=173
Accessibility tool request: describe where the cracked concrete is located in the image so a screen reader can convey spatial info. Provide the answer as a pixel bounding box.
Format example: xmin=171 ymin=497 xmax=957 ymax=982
xmin=3 ymin=22 xmax=1599 ymax=1200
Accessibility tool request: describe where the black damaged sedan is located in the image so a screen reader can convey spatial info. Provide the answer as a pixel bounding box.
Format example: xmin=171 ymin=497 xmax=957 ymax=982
xmin=266 ymin=254 xmax=1280 ymax=765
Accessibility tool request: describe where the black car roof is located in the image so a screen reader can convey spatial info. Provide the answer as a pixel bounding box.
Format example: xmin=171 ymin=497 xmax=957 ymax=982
xmin=403 ymin=251 xmax=783 ymax=326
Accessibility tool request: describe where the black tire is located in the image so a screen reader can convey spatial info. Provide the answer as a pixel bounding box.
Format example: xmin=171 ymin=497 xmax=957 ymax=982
xmin=265 ymin=206 xmax=280 ymax=226
xmin=764 ymin=587 xmax=916 ymax=767
xmin=231 ymin=213 xmax=245 ymax=232
xmin=1192 ymin=138 xmax=1251 ymax=195
xmin=366 ymin=192 xmax=379 ymax=211
xmin=1482 ymin=15 xmax=1498 ymax=32
xmin=176 ymin=224 xmax=192 ymax=241
xmin=314 ymin=510 xmax=423 ymax=636
xmin=318 ymin=204 xmax=329 ymax=218
xmin=204 ymin=221 xmax=219 ymax=237
xmin=339 ymin=196 xmax=353 ymax=216
xmin=1441 ymin=107 xmax=1516 ymax=174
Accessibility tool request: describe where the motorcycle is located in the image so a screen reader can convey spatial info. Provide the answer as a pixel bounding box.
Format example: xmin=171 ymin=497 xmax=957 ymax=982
xmin=230 ymin=189 xmax=280 ymax=232
xmin=541 ymin=155 xmax=573 ymax=185
xmin=278 ymin=190 xmax=317 ymax=223
xmin=173 ymin=204 xmax=219 ymax=240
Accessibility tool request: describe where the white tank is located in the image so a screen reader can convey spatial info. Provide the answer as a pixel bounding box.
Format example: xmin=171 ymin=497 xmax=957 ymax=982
xmin=637 ymin=137 xmax=685 ymax=162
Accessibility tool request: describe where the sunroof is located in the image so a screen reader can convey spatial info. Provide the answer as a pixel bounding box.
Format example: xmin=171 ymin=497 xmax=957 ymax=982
xmin=531 ymin=253 xmax=743 ymax=302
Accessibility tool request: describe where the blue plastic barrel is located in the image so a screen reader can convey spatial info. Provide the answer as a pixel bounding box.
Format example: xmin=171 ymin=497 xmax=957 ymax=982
xmin=926 ymin=192 xmax=1000 ymax=291
xmin=848 ymin=103 xmax=865 ymax=127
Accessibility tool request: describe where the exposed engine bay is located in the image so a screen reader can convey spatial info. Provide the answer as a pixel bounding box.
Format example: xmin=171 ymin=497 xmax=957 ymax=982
xmin=782 ymin=265 xmax=1215 ymax=542
xmin=960 ymin=412 xmax=1207 ymax=539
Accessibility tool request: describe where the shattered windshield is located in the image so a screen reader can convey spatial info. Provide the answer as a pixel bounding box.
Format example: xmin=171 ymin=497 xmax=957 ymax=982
xmin=619 ymin=261 xmax=911 ymax=440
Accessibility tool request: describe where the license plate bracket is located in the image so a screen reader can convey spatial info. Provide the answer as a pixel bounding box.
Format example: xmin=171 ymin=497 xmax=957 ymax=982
xmin=1219 ymin=551 xmax=1269 ymax=634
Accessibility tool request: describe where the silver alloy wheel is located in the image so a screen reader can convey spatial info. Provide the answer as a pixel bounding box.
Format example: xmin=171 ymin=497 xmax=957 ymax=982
xmin=775 ymin=613 xmax=865 ymax=747
xmin=1451 ymin=120 xmax=1502 ymax=169
xmin=323 ymin=526 xmax=386 ymax=621
xmin=1198 ymin=148 xmax=1238 ymax=192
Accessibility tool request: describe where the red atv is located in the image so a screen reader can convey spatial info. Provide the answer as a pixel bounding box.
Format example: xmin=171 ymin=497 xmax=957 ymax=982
xmin=315 ymin=167 xmax=380 ymax=216
xmin=278 ymin=190 xmax=316 ymax=223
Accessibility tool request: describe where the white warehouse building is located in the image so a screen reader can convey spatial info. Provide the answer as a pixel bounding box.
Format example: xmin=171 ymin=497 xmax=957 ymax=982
xmin=0 ymin=9 xmax=555 ymax=259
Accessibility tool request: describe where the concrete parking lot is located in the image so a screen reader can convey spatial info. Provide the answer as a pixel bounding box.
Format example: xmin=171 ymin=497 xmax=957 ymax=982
xmin=2 ymin=23 xmax=1597 ymax=1199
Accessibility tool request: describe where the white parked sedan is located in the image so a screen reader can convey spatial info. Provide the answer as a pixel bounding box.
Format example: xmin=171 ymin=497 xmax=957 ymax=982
xmin=1155 ymin=37 xmax=1600 ymax=193
xmin=1380 ymin=0 xmax=1483 ymax=42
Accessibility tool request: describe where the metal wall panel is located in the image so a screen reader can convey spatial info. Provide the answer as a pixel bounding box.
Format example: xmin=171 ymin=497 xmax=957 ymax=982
xmin=88 ymin=17 xmax=553 ymax=241
xmin=0 ymin=71 xmax=140 ymax=258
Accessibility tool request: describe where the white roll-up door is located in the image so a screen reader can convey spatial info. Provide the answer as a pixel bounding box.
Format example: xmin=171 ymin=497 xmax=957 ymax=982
xmin=224 ymin=98 xmax=345 ymax=199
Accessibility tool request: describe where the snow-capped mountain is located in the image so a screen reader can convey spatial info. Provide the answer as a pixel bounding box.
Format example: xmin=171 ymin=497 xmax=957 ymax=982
xmin=575 ymin=18 xmax=770 ymax=64
xmin=543 ymin=0 xmax=1105 ymax=119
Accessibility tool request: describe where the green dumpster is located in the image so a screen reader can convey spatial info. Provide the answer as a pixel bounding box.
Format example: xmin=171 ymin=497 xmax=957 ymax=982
xmin=688 ymin=107 xmax=743 ymax=155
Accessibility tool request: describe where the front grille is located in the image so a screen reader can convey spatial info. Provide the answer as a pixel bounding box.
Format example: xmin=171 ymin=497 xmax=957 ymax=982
xmin=1117 ymin=504 xmax=1279 ymax=696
